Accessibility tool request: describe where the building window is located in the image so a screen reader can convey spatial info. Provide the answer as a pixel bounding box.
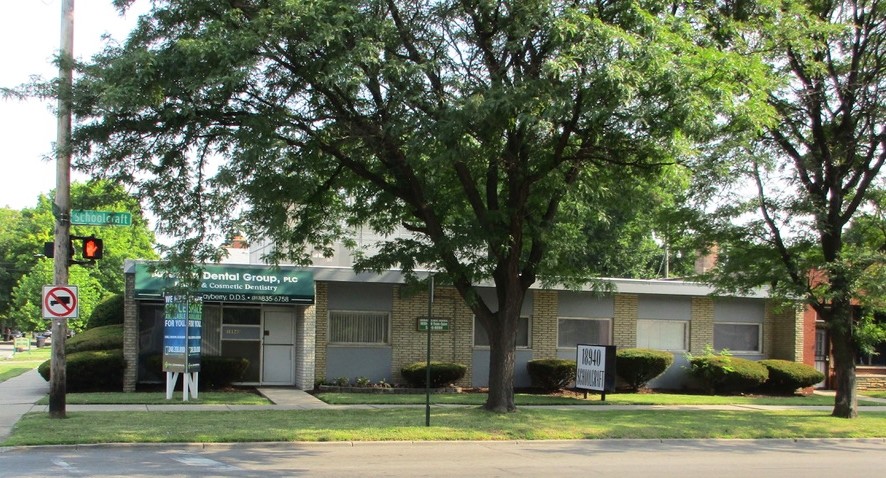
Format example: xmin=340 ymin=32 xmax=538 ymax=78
xmin=474 ymin=316 xmax=530 ymax=348
xmin=637 ymin=319 xmax=688 ymax=351
xmin=557 ymin=318 xmax=611 ymax=348
xmin=329 ymin=310 xmax=390 ymax=344
xmin=714 ymin=323 xmax=761 ymax=353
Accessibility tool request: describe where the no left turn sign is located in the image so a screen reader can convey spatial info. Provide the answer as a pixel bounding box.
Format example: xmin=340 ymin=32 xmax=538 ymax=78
xmin=42 ymin=285 xmax=79 ymax=319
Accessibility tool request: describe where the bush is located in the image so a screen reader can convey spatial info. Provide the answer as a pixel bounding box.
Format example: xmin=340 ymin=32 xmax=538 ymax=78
xmin=400 ymin=361 xmax=467 ymax=388
xmin=38 ymin=349 xmax=125 ymax=392
xmin=615 ymin=348 xmax=674 ymax=391
xmin=758 ymin=359 xmax=825 ymax=394
xmin=65 ymin=324 xmax=123 ymax=354
xmin=527 ymin=359 xmax=576 ymax=391
xmin=688 ymin=353 xmax=769 ymax=394
xmin=144 ymin=354 xmax=249 ymax=390
xmin=86 ymin=294 xmax=125 ymax=329
xmin=199 ymin=355 xmax=249 ymax=389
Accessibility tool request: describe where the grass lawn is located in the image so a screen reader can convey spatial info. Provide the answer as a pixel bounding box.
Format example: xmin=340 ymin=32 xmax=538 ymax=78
xmin=34 ymin=391 xmax=271 ymax=406
xmin=0 ymin=347 xmax=51 ymax=383
xmin=316 ymin=390 xmax=875 ymax=407
xmin=5 ymin=408 xmax=886 ymax=446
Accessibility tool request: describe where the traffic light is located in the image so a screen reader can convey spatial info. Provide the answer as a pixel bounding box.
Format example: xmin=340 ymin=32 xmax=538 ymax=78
xmin=81 ymin=236 xmax=104 ymax=260
xmin=42 ymin=241 xmax=73 ymax=259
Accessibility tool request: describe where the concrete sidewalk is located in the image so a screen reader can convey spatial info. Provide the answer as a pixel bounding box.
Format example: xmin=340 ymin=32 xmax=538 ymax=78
xmin=0 ymin=369 xmax=49 ymax=442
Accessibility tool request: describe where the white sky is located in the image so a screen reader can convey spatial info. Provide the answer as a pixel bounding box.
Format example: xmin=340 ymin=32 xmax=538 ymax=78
xmin=0 ymin=0 xmax=150 ymax=210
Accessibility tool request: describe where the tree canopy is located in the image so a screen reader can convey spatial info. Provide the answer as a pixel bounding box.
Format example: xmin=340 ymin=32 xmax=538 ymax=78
xmin=694 ymin=0 xmax=886 ymax=418
xmin=71 ymin=0 xmax=763 ymax=411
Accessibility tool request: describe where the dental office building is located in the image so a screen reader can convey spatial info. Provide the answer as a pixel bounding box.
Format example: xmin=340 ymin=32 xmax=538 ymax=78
xmin=121 ymin=243 xmax=806 ymax=392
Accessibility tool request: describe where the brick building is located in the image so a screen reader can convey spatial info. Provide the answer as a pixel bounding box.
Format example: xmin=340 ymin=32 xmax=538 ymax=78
xmin=122 ymin=260 xmax=804 ymax=392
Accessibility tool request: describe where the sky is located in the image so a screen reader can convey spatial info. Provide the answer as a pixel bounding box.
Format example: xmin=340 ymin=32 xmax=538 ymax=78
xmin=0 ymin=0 xmax=150 ymax=211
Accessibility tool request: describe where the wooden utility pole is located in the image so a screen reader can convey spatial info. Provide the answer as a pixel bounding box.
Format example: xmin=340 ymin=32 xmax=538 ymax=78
xmin=50 ymin=0 xmax=75 ymax=419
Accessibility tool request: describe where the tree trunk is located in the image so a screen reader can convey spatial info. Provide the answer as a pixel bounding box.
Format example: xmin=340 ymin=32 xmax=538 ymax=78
xmin=481 ymin=284 xmax=523 ymax=413
xmin=827 ymin=303 xmax=858 ymax=418
xmin=484 ymin=317 xmax=517 ymax=412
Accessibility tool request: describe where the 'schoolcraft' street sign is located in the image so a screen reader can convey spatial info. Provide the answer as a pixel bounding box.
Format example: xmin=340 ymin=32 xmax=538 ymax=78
xmin=71 ymin=209 xmax=132 ymax=226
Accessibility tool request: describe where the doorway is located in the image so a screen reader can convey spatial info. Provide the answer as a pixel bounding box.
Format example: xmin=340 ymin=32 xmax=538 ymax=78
xmin=262 ymin=309 xmax=295 ymax=384
xmin=814 ymin=327 xmax=829 ymax=389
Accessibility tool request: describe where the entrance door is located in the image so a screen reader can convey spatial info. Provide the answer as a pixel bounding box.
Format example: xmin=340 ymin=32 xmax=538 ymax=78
xmin=814 ymin=328 xmax=829 ymax=389
xmin=262 ymin=310 xmax=295 ymax=384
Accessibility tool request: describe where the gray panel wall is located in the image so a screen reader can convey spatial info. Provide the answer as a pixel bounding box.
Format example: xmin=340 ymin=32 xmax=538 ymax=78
xmin=326 ymin=346 xmax=393 ymax=383
xmin=637 ymin=296 xmax=691 ymax=320
xmin=327 ymin=282 xmax=393 ymax=311
xmin=646 ymin=355 xmax=693 ymax=390
xmin=714 ymin=298 xmax=765 ymax=323
xmin=557 ymin=292 xmax=614 ymax=317
xmin=476 ymin=288 xmax=534 ymax=316
xmin=471 ymin=349 xmax=534 ymax=388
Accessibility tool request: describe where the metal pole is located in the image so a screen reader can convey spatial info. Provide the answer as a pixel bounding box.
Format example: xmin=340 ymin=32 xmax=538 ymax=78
xmin=50 ymin=0 xmax=75 ymax=419
xmin=425 ymin=273 xmax=434 ymax=427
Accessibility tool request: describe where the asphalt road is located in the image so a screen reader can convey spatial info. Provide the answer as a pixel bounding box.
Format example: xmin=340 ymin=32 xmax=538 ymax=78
xmin=1 ymin=439 xmax=884 ymax=477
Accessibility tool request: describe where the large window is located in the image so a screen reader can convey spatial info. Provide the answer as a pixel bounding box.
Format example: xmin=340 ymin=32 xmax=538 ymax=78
xmin=558 ymin=318 xmax=611 ymax=348
xmin=474 ymin=316 xmax=530 ymax=348
xmin=637 ymin=319 xmax=688 ymax=351
xmin=714 ymin=323 xmax=761 ymax=353
xmin=329 ymin=310 xmax=390 ymax=344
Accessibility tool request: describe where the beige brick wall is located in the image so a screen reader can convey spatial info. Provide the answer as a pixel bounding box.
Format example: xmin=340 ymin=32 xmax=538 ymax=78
xmin=390 ymin=285 xmax=471 ymax=386
xmin=765 ymin=302 xmax=803 ymax=361
xmin=532 ymin=290 xmax=558 ymax=359
xmin=123 ymin=273 xmax=138 ymax=392
xmin=613 ymin=294 xmax=638 ymax=347
xmin=690 ymin=297 xmax=714 ymax=353
xmin=313 ymin=282 xmax=328 ymax=381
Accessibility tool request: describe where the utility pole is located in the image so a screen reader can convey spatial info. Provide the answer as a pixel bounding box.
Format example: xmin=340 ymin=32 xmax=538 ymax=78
xmin=50 ymin=0 xmax=75 ymax=419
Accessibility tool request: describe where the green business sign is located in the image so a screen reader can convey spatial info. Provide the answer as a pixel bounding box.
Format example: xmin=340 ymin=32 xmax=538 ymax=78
xmin=71 ymin=210 xmax=132 ymax=226
xmin=134 ymin=263 xmax=314 ymax=304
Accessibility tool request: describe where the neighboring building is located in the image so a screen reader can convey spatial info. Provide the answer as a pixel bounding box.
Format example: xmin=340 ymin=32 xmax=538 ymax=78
xmin=121 ymin=259 xmax=805 ymax=392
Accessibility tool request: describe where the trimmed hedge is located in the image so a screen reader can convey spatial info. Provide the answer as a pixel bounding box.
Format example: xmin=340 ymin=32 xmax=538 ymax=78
xmin=65 ymin=324 xmax=123 ymax=354
xmin=144 ymin=354 xmax=250 ymax=390
xmin=86 ymin=294 xmax=124 ymax=329
xmin=38 ymin=349 xmax=125 ymax=392
xmin=758 ymin=359 xmax=825 ymax=394
xmin=615 ymin=348 xmax=674 ymax=391
xmin=527 ymin=359 xmax=576 ymax=391
xmin=688 ymin=355 xmax=769 ymax=394
xmin=400 ymin=361 xmax=467 ymax=388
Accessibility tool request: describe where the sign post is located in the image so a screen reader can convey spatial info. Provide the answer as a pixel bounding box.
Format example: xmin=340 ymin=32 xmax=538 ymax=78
xmin=575 ymin=344 xmax=616 ymax=400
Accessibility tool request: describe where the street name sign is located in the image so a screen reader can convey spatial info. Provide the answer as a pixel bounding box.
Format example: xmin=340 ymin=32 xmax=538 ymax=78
xmin=71 ymin=209 xmax=132 ymax=226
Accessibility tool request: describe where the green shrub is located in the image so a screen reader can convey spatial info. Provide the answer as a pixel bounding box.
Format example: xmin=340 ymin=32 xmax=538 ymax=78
xmin=144 ymin=354 xmax=249 ymax=390
xmin=616 ymin=348 xmax=674 ymax=391
xmin=65 ymin=324 xmax=123 ymax=354
xmin=758 ymin=359 xmax=825 ymax=394
xmin=86 ymin=294 xmax=125 ymax=329
xmin=688 ymin=353 xmax=769 ymax=394
xmin=38 ymin=349 xmax=125 ymax=392
xmin=400 ymin=361 xmax=467 ymax=388
xmin=199 ymin=355 xmax=249 ymax=389
xmin=527 ymin=359 xmax=576 ymax=391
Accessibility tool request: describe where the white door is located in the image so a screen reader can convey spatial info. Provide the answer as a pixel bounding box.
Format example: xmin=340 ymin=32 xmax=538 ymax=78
xmin=262 ymin=310 xmax=295 ymax=384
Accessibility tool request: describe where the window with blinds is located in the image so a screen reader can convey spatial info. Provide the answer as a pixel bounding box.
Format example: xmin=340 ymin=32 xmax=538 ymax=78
xmin=328 ymin=310 xmax=390 ymax=344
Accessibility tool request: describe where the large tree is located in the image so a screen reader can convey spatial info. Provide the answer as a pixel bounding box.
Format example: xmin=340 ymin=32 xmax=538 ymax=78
xmin=696 ymin=0 xmax=886 ymax=418
xmin=72 ymin=0 xmax=758 ymax=411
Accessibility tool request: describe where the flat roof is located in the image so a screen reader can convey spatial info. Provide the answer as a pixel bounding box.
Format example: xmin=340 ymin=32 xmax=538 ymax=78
xmin=125 ymin=260 xmax=769 ymax=299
